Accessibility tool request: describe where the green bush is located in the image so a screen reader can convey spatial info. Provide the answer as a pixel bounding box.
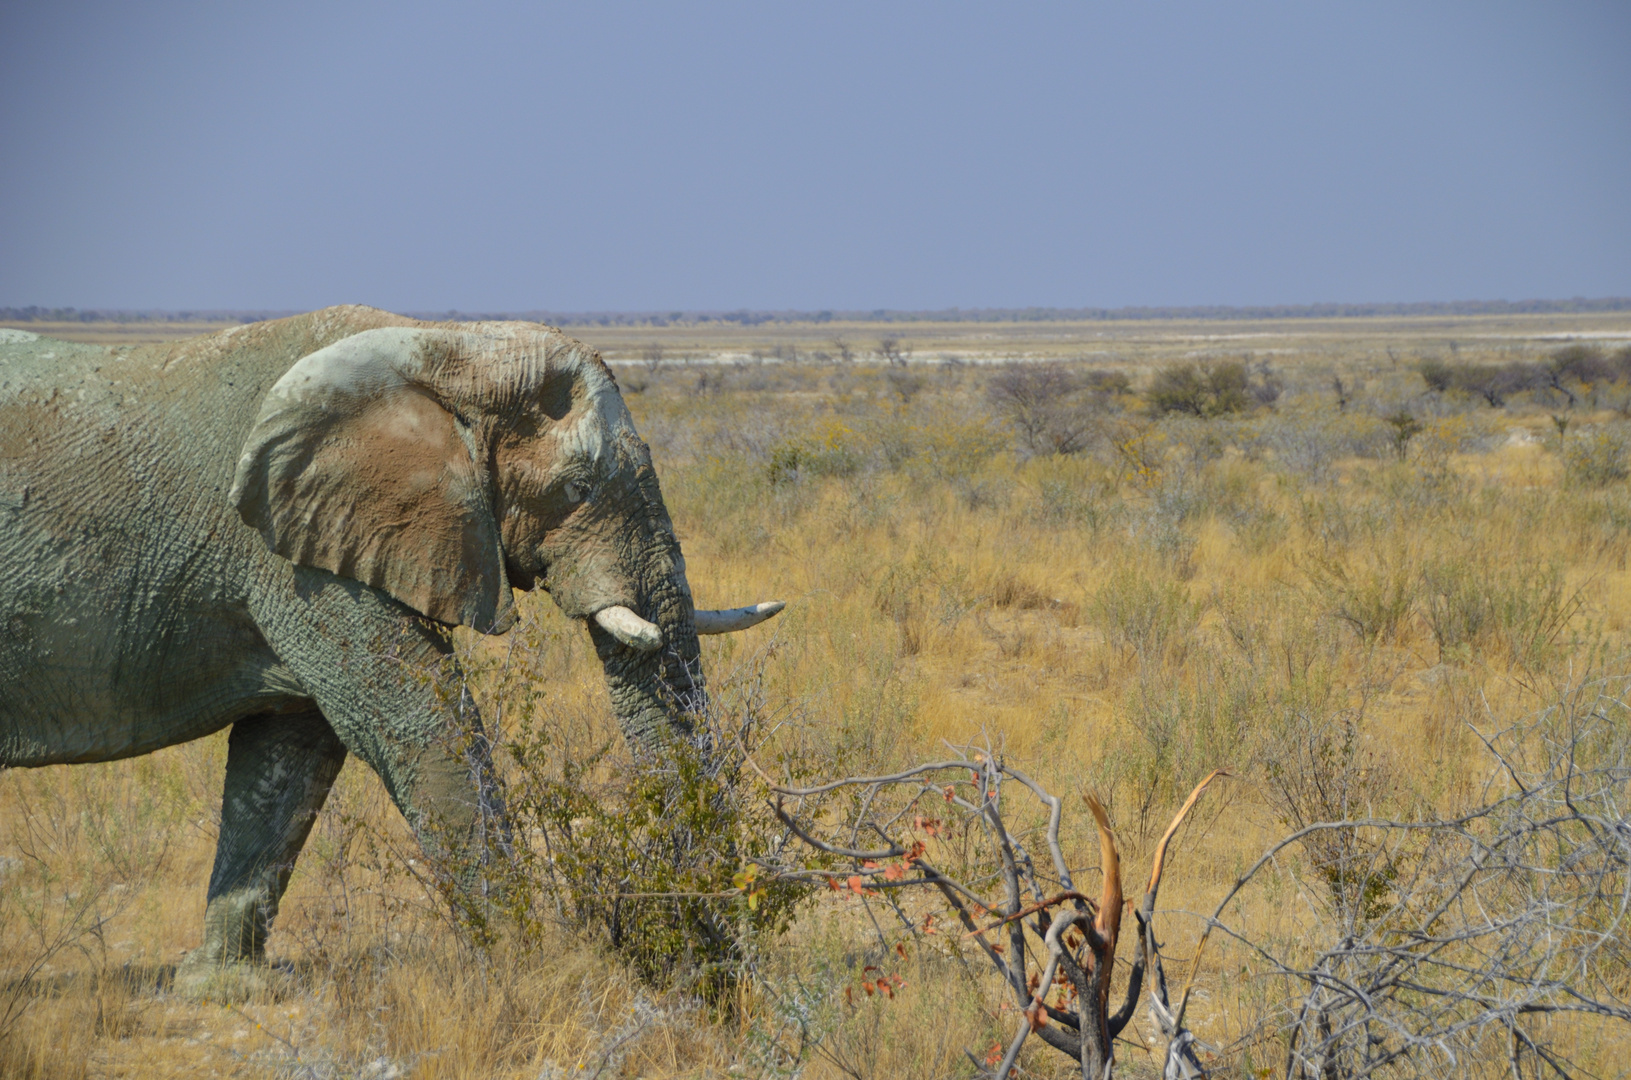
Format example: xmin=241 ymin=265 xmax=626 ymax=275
xmin=1418 ymin=358 xmax=1454 ymax=393
xmin=913 ymin=418 xmax=1006 ymax=481
xmin=445 ymin=609 xmax=818 ymax=1000
xmin=1563 ymin=429 xmax=1630 ymax=488
xmin=1098 ymin=668 xmax=1248 ymax=850
xmin=1303 ymin=544 xmax=1420 ymax=643
xmin=1147 ymin=360 xmax=1266 ymax=418
xmin=1421 ymin=558 xmax=1584 ymax=668
xmin=765 ymin=424 xmax=862 ymax=484
xmin=499 ymin=715 xmax=814 ymax=999
xmin=1091 ymin=567 xmax=1195 ymax=657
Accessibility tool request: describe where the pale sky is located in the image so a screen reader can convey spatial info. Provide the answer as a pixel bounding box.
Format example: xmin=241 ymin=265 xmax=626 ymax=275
xmin=2 ymin=2 xmax=1627 ymax=312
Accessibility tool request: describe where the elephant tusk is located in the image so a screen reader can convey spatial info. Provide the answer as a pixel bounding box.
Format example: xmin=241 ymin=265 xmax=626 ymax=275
xmin=594 ymin=606 xmax=664 ymax=652
xmin=694 ymin=601 xmax=786 ymax=635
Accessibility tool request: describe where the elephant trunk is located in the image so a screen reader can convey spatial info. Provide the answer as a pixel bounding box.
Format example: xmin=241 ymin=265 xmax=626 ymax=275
xmin=590 ymin=560 xmax=705 ymax=749
xmin=581 ymin=469 xmax=707 ymax=749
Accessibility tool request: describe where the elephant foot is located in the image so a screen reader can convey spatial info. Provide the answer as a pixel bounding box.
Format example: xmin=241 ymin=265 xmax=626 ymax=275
xmin=172 ymin=956 xmax=297 ymax=1003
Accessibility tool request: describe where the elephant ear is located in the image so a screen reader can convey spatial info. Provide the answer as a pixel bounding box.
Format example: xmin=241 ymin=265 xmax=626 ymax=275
xmin=229 ymin=327 xmax=514 ymax=633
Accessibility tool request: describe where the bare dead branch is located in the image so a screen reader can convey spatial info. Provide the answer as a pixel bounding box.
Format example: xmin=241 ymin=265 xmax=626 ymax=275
xmin=1146 ymin=771 xmax=1229 ymax=899
xmin=771 ymin=760 xmax=976 ymax=797
xmin=965 ymin=891 xmax=1097 ymax=938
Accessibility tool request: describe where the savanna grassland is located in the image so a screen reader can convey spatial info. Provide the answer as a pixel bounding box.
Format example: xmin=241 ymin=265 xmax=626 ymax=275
xmin=4 ymin=313 xmax=1631 ymax=1078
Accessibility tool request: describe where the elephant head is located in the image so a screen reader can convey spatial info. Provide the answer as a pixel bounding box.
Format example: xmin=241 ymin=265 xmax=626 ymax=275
xmin=227 ymin=323 xmax=779 ymax=746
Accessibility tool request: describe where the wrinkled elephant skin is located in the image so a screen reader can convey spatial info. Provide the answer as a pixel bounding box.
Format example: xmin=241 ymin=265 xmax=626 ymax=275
xmin=0 ymin=307 xmax=760 ymax=993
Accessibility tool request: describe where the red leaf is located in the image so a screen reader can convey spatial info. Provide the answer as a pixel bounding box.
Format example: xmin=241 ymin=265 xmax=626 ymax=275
xmin=912 ymin=816 xmax=941 ymax=839
xmin=862 ymin=981 xmax=875 ymax=996
xmin=847 ymin=876 xmax=865 ymax=895
xmin=895 ymin=942 xmax=908 ymax=960
xmin=883 ymin=863 xmax=905 ymax=882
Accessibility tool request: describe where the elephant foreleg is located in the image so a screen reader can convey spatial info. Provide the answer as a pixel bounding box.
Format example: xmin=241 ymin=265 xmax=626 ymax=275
xmin=245 ymin=572 xmax=511 ymax=927
xmin=192 ymin=709 xmax=346 ymax=968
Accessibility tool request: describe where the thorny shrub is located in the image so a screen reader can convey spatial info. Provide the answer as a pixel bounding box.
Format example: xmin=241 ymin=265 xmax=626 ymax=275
xmin=986 ymin=363 xmax=1127 ymax=458
xmin=1210 ymin=667 xmax=1631 ymax=1078
xmin=1420 ymin=344 xmax=1631 ymax=409
xmin=500 ymin=712 xmax=814 ymax=999
xmin=448 ymin=632 xmax=821 ymax=1001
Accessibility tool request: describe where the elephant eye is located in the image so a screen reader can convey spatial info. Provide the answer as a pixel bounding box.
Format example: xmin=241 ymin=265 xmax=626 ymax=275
xmin=563 ymin=481 xmax=588 ymax=504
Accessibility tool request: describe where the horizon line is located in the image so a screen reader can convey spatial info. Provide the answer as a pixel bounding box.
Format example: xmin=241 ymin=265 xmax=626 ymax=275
xmin=4 ymin=296 xmax=1630 ymax=328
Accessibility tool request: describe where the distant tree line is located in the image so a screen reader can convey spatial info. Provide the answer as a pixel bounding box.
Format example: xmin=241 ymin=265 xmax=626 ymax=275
xmin=5 ymin=297 xmax=1629 ymax=328
xmin=417 ymin=297 xmax=1631 ymax=326
xmin=0 ymin=307 xmax=295 ymax=324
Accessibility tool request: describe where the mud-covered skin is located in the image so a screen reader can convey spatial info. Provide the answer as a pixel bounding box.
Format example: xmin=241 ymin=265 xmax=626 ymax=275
xmin=0 ymin=308 xmax=705 ymax=983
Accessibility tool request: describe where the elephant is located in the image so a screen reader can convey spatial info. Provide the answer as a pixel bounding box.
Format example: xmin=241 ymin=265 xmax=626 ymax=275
xmin=0 ymin=306 xmax=782 ymax=992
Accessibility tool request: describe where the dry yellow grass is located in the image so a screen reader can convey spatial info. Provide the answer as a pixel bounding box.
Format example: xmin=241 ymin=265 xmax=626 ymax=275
xmin=5 ymin=315 xmax=1631 ymax=1077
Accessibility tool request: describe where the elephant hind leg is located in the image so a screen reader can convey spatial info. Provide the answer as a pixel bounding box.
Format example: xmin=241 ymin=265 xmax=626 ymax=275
xmin=192 ymin=708 xmax=346 ymax=967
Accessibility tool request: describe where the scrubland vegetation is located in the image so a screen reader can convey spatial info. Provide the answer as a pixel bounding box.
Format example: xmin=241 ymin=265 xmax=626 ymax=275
xmin=4 ymin=319 xmax=1631 ymax=1077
